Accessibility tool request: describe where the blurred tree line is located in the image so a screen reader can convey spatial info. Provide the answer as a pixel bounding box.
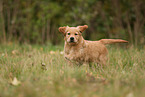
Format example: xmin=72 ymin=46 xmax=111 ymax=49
xmin=0 ymin=0 xmax=144 ymax=46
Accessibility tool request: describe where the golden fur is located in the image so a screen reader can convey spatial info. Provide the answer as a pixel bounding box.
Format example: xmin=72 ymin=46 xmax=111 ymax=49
xmin=58 ymin=25 xmax=128 ymax=66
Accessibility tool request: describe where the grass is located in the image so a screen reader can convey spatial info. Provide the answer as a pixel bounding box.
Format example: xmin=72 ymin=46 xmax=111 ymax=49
xmin=0 ymin=43 xmax=145 ymax=97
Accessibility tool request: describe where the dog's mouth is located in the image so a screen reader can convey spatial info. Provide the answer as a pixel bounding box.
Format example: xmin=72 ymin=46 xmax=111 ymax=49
xmin=68 ymin=41 xmax=77 ymax=45
xmin=66 ymin=38 xmax=78 ymax=45
xmin=69 ymin=40 xmax=75 ymax=43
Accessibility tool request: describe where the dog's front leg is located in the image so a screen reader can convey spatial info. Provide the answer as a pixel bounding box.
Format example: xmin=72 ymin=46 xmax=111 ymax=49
xmin=65 ymin=59 xmax=74 ymax=66
xmin=64 ymin=55 xmax=74 ymax=66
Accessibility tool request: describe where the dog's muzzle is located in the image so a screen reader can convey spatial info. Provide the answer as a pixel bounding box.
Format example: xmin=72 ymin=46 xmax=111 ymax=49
xmin=70 ymin=37 xmax=74 ymax=42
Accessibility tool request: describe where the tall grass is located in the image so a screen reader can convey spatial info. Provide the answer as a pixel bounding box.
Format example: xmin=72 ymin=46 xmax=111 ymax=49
xmin=0 ymin=44 xmax=144 ymax=97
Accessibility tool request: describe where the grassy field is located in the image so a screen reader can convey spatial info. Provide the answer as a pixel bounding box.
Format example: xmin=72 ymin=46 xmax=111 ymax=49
xmin=0 ymin=43 xmax=145 ymax=97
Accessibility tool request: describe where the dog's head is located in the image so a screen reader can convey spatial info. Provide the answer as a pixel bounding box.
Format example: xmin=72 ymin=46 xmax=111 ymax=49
xmin=58 ymin=25 xmax=88 ymax=45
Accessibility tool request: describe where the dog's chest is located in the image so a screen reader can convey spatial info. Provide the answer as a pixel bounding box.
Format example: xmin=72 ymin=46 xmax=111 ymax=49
xmin=69 ymin=47 xmax=83 ymax=54
xmin=65 ymin=47 xmax=85 ymax=60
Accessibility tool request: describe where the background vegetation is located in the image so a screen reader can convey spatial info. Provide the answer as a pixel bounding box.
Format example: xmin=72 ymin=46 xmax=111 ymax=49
xmin=0 ymin=0 xmax=145 ymax=46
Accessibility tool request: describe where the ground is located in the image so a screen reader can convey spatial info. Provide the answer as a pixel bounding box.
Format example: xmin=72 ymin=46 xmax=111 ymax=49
xmin=0 ymin=43 xmax=144 ymax=97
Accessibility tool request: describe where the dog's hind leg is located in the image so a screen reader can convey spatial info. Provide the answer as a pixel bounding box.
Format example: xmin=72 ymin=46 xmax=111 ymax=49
xmin=99 ymin=54 xmax=108 ymax=67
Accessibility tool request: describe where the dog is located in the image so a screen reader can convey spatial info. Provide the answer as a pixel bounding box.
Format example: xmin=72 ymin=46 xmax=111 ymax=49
xmin=58 ymin=25 xmax=128 ymax=66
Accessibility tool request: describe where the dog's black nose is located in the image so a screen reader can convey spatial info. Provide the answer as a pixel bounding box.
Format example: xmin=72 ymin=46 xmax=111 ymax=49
xmin=70 ymin=37 xmax=74 ymax=41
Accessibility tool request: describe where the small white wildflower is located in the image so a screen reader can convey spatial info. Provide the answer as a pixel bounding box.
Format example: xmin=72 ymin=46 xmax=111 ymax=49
xmin=60 ymin=51 xmax=64 ymax=55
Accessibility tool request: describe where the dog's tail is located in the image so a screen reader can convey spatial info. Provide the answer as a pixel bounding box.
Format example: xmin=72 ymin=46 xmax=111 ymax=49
xmin=99 ymin=39 xmax=128 ymax=45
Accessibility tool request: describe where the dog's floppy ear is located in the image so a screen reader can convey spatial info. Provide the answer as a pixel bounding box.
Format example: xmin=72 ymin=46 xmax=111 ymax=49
xmin=77 ymin=25 xmax=88 ymax=33
xmin=58 ymin=27 xmax=66 ymax=35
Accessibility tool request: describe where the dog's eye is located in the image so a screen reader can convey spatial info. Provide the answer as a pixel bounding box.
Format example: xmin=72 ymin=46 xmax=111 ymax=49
xmin=75 ymin=33 xmax=78 ymax=35
xmin=68 ymin=33 xmax=70 ymax=35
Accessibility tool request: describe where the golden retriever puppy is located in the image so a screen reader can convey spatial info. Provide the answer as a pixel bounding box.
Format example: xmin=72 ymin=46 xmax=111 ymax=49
xmin=58 ymin=25 xmax=128 ymax=66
